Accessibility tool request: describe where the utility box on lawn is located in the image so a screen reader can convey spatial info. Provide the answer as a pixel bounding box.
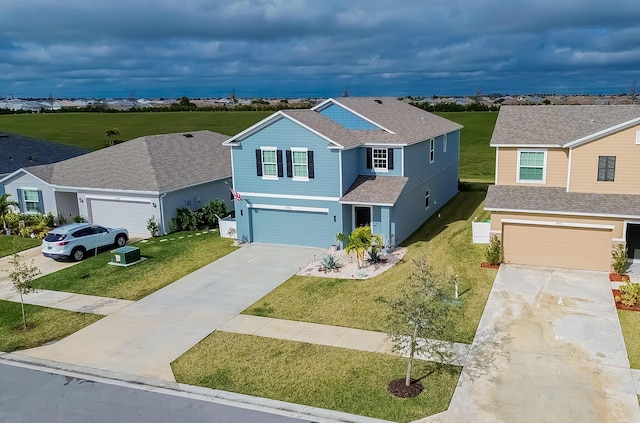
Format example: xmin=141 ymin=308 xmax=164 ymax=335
xmin=112 ymin=246 xmax=141 ymax=265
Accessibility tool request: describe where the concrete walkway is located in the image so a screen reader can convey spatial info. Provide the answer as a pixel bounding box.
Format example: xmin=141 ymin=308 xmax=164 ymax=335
xmin=16 ymin=244 xmax=324 ymax=382
xmin=422 ymin=265 xmax=640 ymax=423
xmin=219 ymin=314 xmax=470 ymax=366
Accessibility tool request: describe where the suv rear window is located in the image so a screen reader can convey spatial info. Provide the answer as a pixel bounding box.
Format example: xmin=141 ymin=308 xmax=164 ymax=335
xmin=45 ymin=233 xmax=67 ymax=242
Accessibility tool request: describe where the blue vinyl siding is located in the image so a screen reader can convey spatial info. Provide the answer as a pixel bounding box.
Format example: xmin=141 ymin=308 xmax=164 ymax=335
xmin=231 ymin=118 xmax=340 ymax=198
xmin=319 ymin=104 xmax=379 ymax=130
xmin=340 ymin=148 xmax=361 ymax=193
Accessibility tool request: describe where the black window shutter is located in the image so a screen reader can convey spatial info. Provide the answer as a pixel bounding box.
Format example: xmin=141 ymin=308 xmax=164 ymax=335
xmin=37 ymin=190 xmax=45 ymax=213
xmin=16 ymin=188 xmax=24 ymax=212
xmin=286 ymin=150 xmax=293 ymax=177
xmin=597 ymin=156 xmax=605 ymax=180
xmin=277 ymin=150 xmax=284 ymax=177
xmin=607 ymin=156 xmax=616 ymax=181
xmin=308 ymin=151 xmax=315 ymax=179
xmin=388 ymin=148 xmax=394 ymax=170
xmin=366 ymin=148 xmax=372 ymax=169
xmin=255 ymin=149 xmax=263 ymax=176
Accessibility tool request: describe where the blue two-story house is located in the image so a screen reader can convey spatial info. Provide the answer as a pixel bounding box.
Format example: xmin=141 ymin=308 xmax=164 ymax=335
xmin=222 ymin=97 xmax=462 ymax=248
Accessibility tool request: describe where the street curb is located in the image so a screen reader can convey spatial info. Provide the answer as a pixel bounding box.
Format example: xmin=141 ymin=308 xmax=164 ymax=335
xmin=0 ymin=352 xmax=392 ymax=423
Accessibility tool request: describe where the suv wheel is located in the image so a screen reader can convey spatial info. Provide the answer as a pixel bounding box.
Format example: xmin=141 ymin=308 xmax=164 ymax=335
xmin=71 ymin=247 xmax=86 ymax=262
xmin=115 ymin=234 xmax=127 ymax=247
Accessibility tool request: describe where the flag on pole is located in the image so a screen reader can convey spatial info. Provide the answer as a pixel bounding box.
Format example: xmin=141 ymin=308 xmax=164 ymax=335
xmin=230 ymin=187 xmax=242 ymax=202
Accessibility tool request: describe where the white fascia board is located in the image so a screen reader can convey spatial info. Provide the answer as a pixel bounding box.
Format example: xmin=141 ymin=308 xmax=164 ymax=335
xmin=239 ymin=192 xmax=340 ymax=202
xmin=313 ymin=98 xmax=396 ymax=135
xmin=53 ymin=185 xmax=159 ymax=195
xmin=248 ymin=203 xmax=329 ymax=213
xmin=485 ymin=206 xmax=640 ymax=220
xmin=223 ymin=111 xmax=285 ymax=145
xmin=339 ymin=201 xmax=395 ymax=207
xmin=563 ymin=116 xmax=640 ymax=148
xmin=501 ymin=218 xmax=614 ymax=230
xmin=363 ymin=142 xmax=408 ymax=147
xmin=161 ymin=176 xmax=232 ymax=195
xmin=490 ymin=143 xmax=562 ymax=148
xmin=84 ymin=193 xmax=156 ymax=203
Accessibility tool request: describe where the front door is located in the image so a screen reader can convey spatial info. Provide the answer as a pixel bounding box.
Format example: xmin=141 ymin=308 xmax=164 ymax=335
xmin=627 ymin=223 xmax=640 ymax=260
xmin=354 ymin=206 xmax=371 ymax=228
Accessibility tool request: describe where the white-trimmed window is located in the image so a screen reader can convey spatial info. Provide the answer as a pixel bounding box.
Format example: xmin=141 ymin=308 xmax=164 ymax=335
xmin=23 ymin=189 xmax=41 ymax=213
xmin=429 ymin=139 xmax=435 ymax=163
xmin=292 ymin=148 xmax=308 ymax=180
xmin=517 ymin=149 xmax=546 ymax=183
xmin=443 ymin=134 xmax=447 ymax=153
xmin=425 ymin=187 xmax=430 ymax=209
xmin=373 ymin=148 xmax=388 ymax=170
xmin=261 ymin=147 xmax=277 ymax=178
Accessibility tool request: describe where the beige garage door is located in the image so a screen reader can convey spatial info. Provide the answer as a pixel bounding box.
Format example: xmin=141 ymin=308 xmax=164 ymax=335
xmin=503 ymin=223 xmax=612 ymax=271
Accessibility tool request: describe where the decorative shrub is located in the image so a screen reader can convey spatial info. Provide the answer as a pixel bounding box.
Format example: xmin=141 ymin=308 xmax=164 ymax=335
xmin=168 ymin=217 xmax=179 ymax=233
xmin=176 ymin=208 xmax=200 ymax=231
xmin=612 ymin=243 xmax=629 ymax=275
xmin=146 ymin=216 xmax=160 ymax=237
xmin=56 ymin=213 xmax=68 ymax=226
xmin=201 ymin=199 xmax=227 ymax=228
xmin=321 ymin=254 xmax=343 ymax=272
xmin=616 ymin=281 xmax=640 ymax=307
xmin=43 ymin=212 xmax=55 ymax=227
xmin=72 ymin=215 xmax=86 ymax=223
xmin=367 ymin=248 xmax=383 ymax=264
xmin=485 ymin=235 xmax=501 ymax=265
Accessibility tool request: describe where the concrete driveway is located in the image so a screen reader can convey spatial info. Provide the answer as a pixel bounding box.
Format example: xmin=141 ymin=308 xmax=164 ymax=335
xmin=17 ymin=244 xmax=324 ymax=382
xmin=425 ymin=265 xmax=640 ymax=423
xmin=0 ymin=245 xmax=78 ymax=284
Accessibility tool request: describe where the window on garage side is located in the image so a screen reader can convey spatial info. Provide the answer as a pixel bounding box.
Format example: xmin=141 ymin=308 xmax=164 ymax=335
xmin=517 ymin=150 xmax=546 ymax=183
xmin=425 ymin=186 xmax=430 ymax=209
xmin=23 ymin=189 xmax=42 ymax=213
xmin=597 ymin=156 xmax=616 ymax=181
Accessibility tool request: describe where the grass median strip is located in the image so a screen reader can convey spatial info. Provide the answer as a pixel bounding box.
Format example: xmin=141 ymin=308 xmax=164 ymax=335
xmin=172 ymin=331 xmax=461 ymax=423
xmin=32 ymin=230 xmax=237 ymax=300
xmin=618 ymin=309 xmax=640 ymax=369
xmin=0 ymin=300 xmax=101 ymax=352
xmin=245 ymin=187 xmax=495 ymax=344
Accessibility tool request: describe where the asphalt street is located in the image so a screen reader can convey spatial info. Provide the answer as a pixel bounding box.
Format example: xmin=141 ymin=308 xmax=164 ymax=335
xmin=0 ymin=363 xmax=310 ymax=423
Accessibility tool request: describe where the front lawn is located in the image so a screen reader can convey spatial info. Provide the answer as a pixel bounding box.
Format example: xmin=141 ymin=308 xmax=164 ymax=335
xmin=245 ymin=185 xmax=495 ymax=344
xmin=0 ymin=235 xmax=41 ymax=258
xmin=618 ymin=309 xmax=640 ymax=369
xmin=172 ymin=332 xmax=460 ymax=423
xmin=32 ymin=230 xmax=237 ymax=300
xmin=0 ymin=300 xmax=101 ymax=352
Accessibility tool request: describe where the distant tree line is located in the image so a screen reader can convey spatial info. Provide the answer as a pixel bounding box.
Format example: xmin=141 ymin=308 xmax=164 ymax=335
xmin=409 ymin=101 xmax=500 ymax=112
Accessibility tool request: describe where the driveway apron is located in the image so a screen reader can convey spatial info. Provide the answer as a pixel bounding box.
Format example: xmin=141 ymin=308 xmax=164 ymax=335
xmin=17 ymin=244 xmax=324 ymax=382
xmin=424 ymin=265 xmax=640 ymax=423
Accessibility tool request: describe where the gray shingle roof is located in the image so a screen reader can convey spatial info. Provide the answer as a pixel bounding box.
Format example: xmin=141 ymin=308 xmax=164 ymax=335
xmin=0 ymin=132 xmax=87 ymax=174
xmin=485 ymin=185 xmax=640 ymax=217
xmin=491 ymin=105 xmax=640 ymax=146
xmin=340 ymin=175 xmax=409 ymax=205
xmin=25 ymin=130 xmax=230 ymax=192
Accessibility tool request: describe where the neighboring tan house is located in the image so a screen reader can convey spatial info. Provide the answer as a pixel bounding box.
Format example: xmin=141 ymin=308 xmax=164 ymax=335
xmin=485 ymin=105 xmax=640 ymax=271
xmin=1 ymin=131 xmax=232 ymax=236
xmin=223 ymin=97 xmax=462 ymax=248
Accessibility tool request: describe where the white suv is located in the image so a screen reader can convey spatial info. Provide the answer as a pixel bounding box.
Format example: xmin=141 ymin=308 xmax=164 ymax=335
xmin=42 ymin=223 xmax=129 ymax=261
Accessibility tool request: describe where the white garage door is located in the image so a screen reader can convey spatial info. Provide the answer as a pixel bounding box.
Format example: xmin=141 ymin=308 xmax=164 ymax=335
xmin=88 ymin=198 xmax=152 ymax=235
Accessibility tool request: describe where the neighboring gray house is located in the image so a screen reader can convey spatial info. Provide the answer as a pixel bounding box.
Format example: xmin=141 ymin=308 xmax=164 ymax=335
xmin=1 ymin=131 xmax=232 ymax=235
xmin=0 ymin=132 xmax=88 ymax=194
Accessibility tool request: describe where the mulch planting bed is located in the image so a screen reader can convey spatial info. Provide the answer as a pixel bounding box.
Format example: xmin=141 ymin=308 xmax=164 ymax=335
xmin=387 ymin=378 xmax=424 ymax=398
xmin=612 ymin=289 xmax=640 ymax=312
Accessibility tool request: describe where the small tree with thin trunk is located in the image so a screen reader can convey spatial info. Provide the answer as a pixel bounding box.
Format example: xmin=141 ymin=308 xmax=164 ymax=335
xmin=105 ymin=128 xmax=120 ymax=146
xmin=387 ymin=259 xmax=456 ymax=393
xmin=0 ymin=193 xmax=19 ymax=231
xmin=8 ymin=253 xmax=41 ymax=330
xmin=336 ymin=226 xmax=382 ymax=269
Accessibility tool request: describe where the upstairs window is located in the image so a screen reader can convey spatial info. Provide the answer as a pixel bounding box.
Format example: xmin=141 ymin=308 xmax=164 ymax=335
xmin=517 ymin=150 xmax=546 ymax=183
xmin=255 ymin=147 xmax=283 ymax=179
xmin=366 ymin=147 xmax=394 ymax=171
xmin=597 ymin=156 xmax=616 ymax=182
xmin=429 ymin=139 xmax=435 ymax=163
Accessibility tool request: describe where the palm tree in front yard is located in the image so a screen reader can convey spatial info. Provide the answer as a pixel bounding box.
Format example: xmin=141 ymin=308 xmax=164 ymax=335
xmin=337 ymin=226 xmax=383 ymax=269
xmin=0 ymin=193 xmax=19 ymax=231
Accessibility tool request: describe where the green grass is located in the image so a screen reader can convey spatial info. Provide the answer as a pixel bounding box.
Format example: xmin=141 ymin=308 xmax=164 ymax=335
xmin=172 ymin=332 xmax=461 ymax=423
xmin=32 ymin=230 xmax=237 ymax=300
xmin=0 ymin=235 xmax=41 ymax=258
xmin=437 ymin=111 xmax=498 ymax=183
xmin=0 ymin=300 xmax=101 ymax=352
xmin=0 ymin=111 xmax=271 ymax=151
xmin=618 ymin=309 xmax=640 ymax=369
xmin=245 ymin=185 xmax=495 ymax=344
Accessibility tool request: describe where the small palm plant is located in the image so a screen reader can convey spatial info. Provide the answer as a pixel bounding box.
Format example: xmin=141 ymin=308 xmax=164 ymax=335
xmin=0 ymin=193 xmax=19 ymax=231
xmin=336 ymin=226 xmax=383 ymax=269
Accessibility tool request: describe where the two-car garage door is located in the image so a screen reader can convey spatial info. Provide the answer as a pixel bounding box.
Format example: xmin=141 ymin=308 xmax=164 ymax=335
xmin=502 ymin=222 xmax=613 ymax=271
xmin=88 ymin=198 xmax=152 ymax=235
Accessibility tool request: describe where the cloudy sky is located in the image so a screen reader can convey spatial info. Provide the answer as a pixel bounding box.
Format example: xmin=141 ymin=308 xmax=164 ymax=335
xmin=2 ymin=0 xmax=640 ymax=99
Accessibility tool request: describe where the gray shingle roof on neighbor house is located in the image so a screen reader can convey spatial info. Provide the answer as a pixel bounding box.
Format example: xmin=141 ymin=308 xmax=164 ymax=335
xmin=491 ymin=105 xmax=640 ymax=146
xmin=0 ymin=132 xmax=87 ymax=174
xmin=340 ymin=175 xmax=409 ymax=205
xmin=279 ymin=97 xmax=462 ymax=148
xmin=24 ymin=130 xmax=230 ymax=192
xmin=485 ymin=185 xmax=640 ymax=217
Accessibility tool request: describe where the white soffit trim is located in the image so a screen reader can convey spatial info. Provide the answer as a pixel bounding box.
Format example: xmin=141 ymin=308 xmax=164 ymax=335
xmin=85 ymin=194 xmax=153 ymax=203
xmin=502 ymin=218 xmax=614 ymax=230
xmin=339 ymin=201 xmax=394 ymax=207
xmin=563 ymin=116 xmax=640 ymax=148
xmin=248 ymin=203 xmax=329 ymax=213
xmin=239 ymin=192 xmax=340 ymax=201
xmin=313 ymin=98 xmax=396 ymax=134
xmin=486 ymin=207 xmax=640 ymax=220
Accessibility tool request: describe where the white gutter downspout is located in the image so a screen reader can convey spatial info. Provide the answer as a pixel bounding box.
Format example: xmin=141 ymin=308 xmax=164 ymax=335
xmin=159 ymin=193 xmax=168 ymax=235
